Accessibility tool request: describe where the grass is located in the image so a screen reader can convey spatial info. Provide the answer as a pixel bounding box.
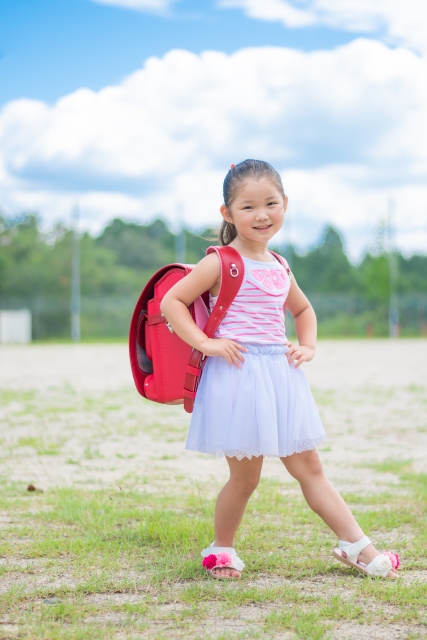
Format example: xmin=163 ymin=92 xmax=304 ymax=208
xmin=1 ymin=373 xmax=427 ymax=639
xmin=17 ymin=436 xmax=63 ymax=456
xmin=0 ymin=466 xmax=426 ymax=639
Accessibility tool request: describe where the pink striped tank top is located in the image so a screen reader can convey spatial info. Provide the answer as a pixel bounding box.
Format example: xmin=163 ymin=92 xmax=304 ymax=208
xmin=210 ymin=255 xmax=291 ymax=344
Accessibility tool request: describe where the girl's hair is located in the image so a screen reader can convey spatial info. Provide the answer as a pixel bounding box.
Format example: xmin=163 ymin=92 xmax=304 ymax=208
xmin=219 ymin=159 xmax=285 ymax=246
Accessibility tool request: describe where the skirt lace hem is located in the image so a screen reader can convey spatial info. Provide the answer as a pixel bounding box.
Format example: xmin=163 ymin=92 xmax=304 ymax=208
xmin=197 ymin=436 xmax=326 ymax=461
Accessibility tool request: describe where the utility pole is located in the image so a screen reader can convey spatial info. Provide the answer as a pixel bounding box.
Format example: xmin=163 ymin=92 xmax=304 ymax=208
xmin=175 ymin=202 xmax=186 ymax=263
xmin=387 ymin=199 xmax=399 ymax=338
xmin=71 ymin=205 xmax=81 ymax=341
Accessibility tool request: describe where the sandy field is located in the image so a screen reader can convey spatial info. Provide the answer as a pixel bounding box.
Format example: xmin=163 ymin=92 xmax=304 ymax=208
xmin=1 ymin=340 xmax=426 ymax=494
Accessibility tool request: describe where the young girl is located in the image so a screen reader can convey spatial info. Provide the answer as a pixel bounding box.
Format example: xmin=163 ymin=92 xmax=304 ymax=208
xmin=161 ymin=159 xmax=399 ymax=580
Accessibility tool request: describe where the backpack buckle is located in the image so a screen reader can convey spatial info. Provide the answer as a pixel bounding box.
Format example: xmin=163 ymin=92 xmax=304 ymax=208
xmin=230 ymin=263 xmax=239 ymax=277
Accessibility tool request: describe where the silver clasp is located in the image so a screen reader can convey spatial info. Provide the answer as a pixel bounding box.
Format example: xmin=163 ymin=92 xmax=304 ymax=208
xmin=230 ymin=263 xmax=239 ymax=277
xmin=165 ymin=321 xmax=174 ymax=333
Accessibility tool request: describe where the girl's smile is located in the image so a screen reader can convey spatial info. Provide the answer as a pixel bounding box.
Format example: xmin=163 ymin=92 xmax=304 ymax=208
xmin=252 ymin=223 xmax=273 ymax=232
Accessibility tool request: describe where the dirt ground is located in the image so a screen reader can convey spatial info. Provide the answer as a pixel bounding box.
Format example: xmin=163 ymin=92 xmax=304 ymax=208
xmin=1 ymin=340 xmax=426 ymax=494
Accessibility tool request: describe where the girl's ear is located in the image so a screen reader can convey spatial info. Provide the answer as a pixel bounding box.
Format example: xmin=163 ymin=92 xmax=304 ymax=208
xmin=220 ymin=204 xmax=233 ymax=224
xmin=283 ymin=195 xmax=289 ymax=213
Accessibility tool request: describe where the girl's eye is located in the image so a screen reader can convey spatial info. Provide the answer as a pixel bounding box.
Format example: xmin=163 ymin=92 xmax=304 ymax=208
xmin=268 ymin=201 xmax=278 ymax=206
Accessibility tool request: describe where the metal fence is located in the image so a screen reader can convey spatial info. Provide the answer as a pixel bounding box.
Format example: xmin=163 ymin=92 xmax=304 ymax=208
xmin=1 ymin=294 xmax=427 ymax=340
xmin=0 ymin=296 xmax=133 ymax=340
xmin=308 ymin=294 xmax=427 ymax=337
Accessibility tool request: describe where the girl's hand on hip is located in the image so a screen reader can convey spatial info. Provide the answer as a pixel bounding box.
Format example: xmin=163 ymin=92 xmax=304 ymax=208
xmin=199 ymin=338 xmax=247 ymax=367
xmin=285 ymin=342 xmax=315 ymax=368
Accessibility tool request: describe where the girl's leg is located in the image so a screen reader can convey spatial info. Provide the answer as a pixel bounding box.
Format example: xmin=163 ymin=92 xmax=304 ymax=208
xmin=212 ymin=455 xmax=264 ymax=578
xmin=281 ymin=449 xmax=397 ymax=578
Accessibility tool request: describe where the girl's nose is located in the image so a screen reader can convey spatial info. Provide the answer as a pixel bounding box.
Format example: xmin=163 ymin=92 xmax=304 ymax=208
xmin=255 ymin=210 xmax=269 ymax=220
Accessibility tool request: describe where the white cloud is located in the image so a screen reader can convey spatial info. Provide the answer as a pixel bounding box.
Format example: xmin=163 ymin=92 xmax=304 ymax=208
xmin=1 ymin=40 xmax=426 ymax=256
xmin=219 ymin=0 xmax=427 ymax=54
xmin=89 ymin=0 xmax=178 ymax=14
xmin=219 ymin=0 xmax=315 ymax=28
xmin=283 ymin=165 xmax=427 ymax=258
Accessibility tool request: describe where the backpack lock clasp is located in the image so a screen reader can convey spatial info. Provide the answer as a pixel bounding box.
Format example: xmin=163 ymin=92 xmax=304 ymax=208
xmin=230 ymin=263 xmax=239 ymax=277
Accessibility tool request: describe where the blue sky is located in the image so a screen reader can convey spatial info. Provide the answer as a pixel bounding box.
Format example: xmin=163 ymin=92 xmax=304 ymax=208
xmin=0 ymin=0 xmax=426 ymax=257
xmin=0 ymin=0 xmax=362 ymax=106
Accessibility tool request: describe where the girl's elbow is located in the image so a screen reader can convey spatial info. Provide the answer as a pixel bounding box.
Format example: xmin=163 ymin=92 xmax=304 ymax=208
xmin=293 ymin=303 xmax=313 ymax=320
xmin=160 ymin=295 xmax=170 ymax=316
xmin=305 ymin=302 xmax=316 ymax=318
xmin=160 ymin=292 xmax=182 ymax=318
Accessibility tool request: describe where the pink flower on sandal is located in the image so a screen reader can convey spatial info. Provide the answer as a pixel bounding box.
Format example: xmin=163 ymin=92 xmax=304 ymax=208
xmin=382 ymin=552 xmax=400 ymax=570
xmin=202 ymin=554 xmax=218 ymax=570
xmin=215 ymin=552 xmax=233 ymax=567
xmin=202 ymin=552 xmax=233 ymax=570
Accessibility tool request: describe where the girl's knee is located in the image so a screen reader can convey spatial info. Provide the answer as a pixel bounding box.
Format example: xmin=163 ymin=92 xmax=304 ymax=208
xmin=231 ymin=472 xmax=261 ymax=496
xmin=227 ymin=456 xmax=263 ymax=495
xmin=283 ymin=449 xmax=324 ymax=482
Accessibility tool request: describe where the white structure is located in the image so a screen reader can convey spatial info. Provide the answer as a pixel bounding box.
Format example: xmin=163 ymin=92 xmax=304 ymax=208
xmin=0 ymin=310 xmax=32 ymax=344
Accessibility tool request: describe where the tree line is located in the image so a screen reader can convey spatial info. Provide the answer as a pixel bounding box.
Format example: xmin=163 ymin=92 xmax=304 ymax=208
xmin=0 ymin=214 xmax=426 ymax=338
xmin=1 ymin=214 xmax=425 ymax=299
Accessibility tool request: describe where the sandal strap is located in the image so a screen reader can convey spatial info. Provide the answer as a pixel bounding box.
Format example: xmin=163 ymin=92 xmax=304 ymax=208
xmin=201 ymin=545 xmax=235 ymax=556
xmin=338 ymin=535 xmax=371 ymax=564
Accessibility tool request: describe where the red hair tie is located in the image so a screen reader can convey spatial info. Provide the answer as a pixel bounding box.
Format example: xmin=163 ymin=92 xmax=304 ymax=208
xmin=230 ymin=164 xmax=235 ymax=169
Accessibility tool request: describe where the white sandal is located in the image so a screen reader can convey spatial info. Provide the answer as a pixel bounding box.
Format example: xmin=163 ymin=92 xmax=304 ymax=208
xmin=332 ymin=535 xmax=400 ymax=578
xmin=201 ymin=543 xmax=245 ymax=580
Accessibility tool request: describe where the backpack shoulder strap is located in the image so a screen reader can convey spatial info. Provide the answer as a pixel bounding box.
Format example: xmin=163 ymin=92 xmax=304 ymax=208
xmin=183 ymin=245 xmax=244 ymax=413
xmin=269 ymin=250 xmax=291 ymax=276
xmin=203 ymin=245 xmax=244 ymax=337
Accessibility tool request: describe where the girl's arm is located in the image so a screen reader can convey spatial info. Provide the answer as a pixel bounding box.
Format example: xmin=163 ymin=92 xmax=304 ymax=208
xmin=284 ymin=276 xmax=317 ymax=368
xmin=160 ymin=253 xmax=247 ymax=367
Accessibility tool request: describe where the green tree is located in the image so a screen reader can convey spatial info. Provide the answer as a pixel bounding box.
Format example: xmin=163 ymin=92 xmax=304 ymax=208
xmin=96 ymin=218 xmax=175 ymax=270
xmin=0 ymin=214 xmax=51 ymax=297
xmin=276 ymin=225 xmax=360 ymax=294
xmin=0 ymin=214 xmax=144 ymax=300
xmin=399 ymin=254 xmax=427 ymax=293
xmin=358 ymin=254 xmax=391 ymax=302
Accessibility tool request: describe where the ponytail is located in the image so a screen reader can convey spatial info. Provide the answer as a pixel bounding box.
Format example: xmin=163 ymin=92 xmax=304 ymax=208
xmin=218 ymin=220 xmax=238 ymax=246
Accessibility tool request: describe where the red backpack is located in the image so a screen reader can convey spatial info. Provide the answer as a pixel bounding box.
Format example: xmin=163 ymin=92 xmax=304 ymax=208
xmin=129 ymin=246 xmax=290 ymax=413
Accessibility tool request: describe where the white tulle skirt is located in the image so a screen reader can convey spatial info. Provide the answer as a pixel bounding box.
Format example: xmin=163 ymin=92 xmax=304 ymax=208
xmin=186 ymin=343 xmax=325 ymax=460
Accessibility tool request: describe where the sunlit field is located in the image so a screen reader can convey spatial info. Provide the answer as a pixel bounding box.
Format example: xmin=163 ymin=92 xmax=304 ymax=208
xmin=1 ymin=341 xmax=426 ymax=639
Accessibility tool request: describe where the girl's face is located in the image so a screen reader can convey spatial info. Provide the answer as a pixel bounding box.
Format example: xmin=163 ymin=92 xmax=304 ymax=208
xmin=221 ymin=177 xmax=287 ymax=245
